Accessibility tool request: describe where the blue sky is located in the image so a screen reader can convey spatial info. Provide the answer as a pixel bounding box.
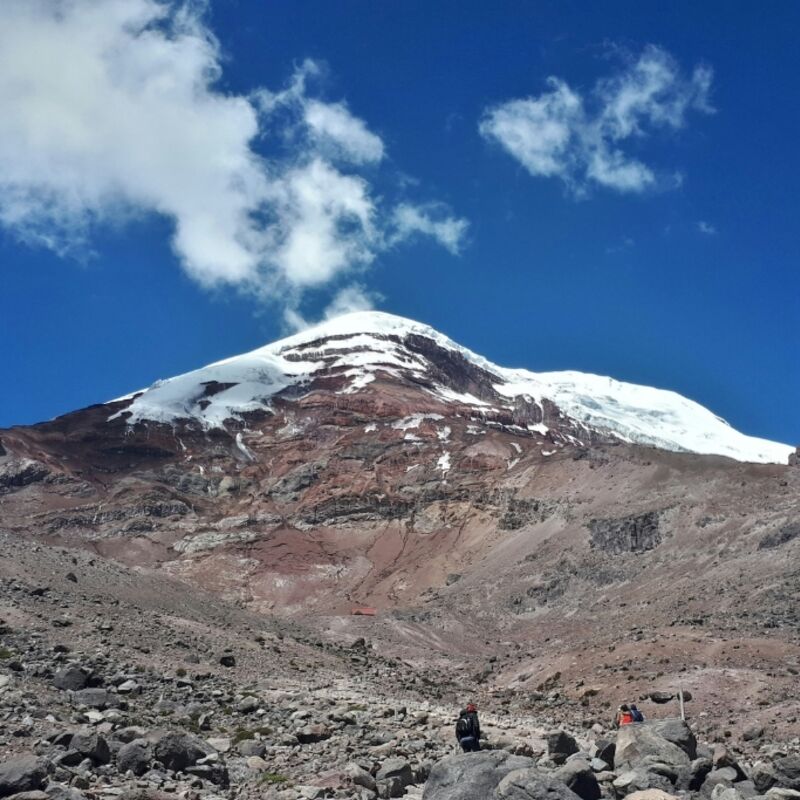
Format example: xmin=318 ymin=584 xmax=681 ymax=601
xmin=1 ymin=0 xmax=798 ymax=446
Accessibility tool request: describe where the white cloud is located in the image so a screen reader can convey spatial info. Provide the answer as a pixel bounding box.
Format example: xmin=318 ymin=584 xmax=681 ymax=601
xmin=697 ymin=220 xmax=717 ymax=235
xmin=390 ymin=204 xmax=469 ymax=255
xmin=282 ymin=284 xmax=379 ymax=332
xmin=324 ymin=284 xmax=379 ymax=319
xmin=480 ymin=45 xmax=713 ymax=195
xmin=0 ymin=0 xmax=466 ymax=306
xmin=304 ymin=101 xmax=385 ymax=165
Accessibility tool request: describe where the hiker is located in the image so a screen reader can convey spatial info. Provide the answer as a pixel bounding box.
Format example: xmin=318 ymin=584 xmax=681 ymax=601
xmin=456 ymin=702 xmax=481 ymax=752
xmin=630 ymin=703 xmax=644 ymax=722
xmin=615 ymin=703 xmax=634 ymax=727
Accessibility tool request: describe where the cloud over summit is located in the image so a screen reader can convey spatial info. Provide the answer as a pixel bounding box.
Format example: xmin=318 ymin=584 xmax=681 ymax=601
xmin=0 ymin=0 xmax=466 ymax=312
xmin=480 ymin=46 xmax=713 ymax=195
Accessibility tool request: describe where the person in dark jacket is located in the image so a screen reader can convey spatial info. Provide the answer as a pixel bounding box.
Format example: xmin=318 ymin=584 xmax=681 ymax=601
xmin=455 ymin=703 xmax=481 ymax=752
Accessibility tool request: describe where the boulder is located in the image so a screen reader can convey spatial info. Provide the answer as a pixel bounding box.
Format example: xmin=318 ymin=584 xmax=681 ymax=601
xmin=71 ymin=689 xmax=111 ymax=709
xmin=775 ymin=757 xmax=800 ymax=791
xmin=117 ymin=741 xmax=150 ymax=777
xmin=0 ymin=759 xmax=50 ymax=798
xmin=548 ymin=731 xmax=580 ymax=765
xmin=423 ymin=751 xmax=537 ymax=800
xmin=69 ymin=733 xmax=110 ymax=765
xmin=625 ymin=791 xmax=680 ymax=800
xmin=595 ymin=740 xmax=616 ymax=766
xmin=766 ymin=790 xmax=800 ymax=800
xmin=495 ymin=768 xmax=584 ymax=800
xmin=237 ymin=740 xmax=266 ymax=758
xmin=151 ymin=732 xmax=211 ymax=772
xmin=689 ymin=757 xmax=713 ymax=790
xmin=615 ymin=721 xmax=694 ymax=774
xmin=752 ymin=762 xmax=781 ymax=794
xmin=555 ymin=759 xmax=602 ymax=800
xmin=296 ymin=724 xmax=331 ymax=744
xmin=612 ymin=770 xmax=675 ymax=797
xmin=376 ymin=757 xmax=415 ymax=798
xmin=52 ymin=667 xmax=88 ymax=692
xmin=345 ymin=763 xmax=377 ymax=792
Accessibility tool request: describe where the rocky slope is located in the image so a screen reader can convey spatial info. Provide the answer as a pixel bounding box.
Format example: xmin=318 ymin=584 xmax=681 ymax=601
xmin=0 ymin=311 xmax=799 ymax=799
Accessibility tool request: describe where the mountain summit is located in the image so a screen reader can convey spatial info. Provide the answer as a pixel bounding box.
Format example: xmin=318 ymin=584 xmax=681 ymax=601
xmin=111 ymin=310 xmax=790 ymax=464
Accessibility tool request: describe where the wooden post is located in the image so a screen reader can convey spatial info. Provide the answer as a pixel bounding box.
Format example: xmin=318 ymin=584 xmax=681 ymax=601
xmin=678 ymin=688 xmax=685 ymax=721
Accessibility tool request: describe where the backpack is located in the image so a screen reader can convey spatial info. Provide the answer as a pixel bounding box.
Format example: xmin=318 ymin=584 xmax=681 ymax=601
xmin=456 ymin=716 xmax=471 ymax=740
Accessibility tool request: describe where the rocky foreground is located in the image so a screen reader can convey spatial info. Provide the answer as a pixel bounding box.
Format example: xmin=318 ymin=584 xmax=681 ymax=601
xmin=1 ymin=532 xmax=799 ymax=800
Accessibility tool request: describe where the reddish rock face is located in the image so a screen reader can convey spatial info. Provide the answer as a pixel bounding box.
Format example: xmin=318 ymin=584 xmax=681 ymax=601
xmin=1 ymin=314 xmax=799 ymax=740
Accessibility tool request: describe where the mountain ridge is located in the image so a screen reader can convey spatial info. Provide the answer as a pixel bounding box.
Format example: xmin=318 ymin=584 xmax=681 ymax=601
xmin=108 ymin=310 xmax=792 ymax=464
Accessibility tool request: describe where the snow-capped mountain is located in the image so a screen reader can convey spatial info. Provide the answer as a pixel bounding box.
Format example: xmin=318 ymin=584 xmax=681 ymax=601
xmin=110 ymin=310 xmax=791 ymax=465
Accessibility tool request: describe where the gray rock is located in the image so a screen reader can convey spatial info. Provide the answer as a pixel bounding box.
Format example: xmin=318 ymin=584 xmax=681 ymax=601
xmin=548 ymin=731 xmax=580 ymax=765
xmin=44 ymin=783 xmax=85 ymax=800
xmin=703 ymin=768 xmax=739 ymax=794
xmin=71 ymin=689 xmax=111 ymax=709
xmin=422 ymin=751 xmax=536 ymax=800
xmin=555 ymin=759 xmax=601 ymax=800
xmin=775 ymin=757 xmax=800 ymax=791
xmin=296 ymin=724 xmax=330 ymax=744
xmin=496 ymin=768 xmax=584 ymax=800
xmin=52 ymin=667 xmax=88 ymax=692
xmin=117 ymin=741 xmax=151 ymax=776
xmin=235 ymin=696 xmax=259 ymax=713
xmin=237 ymin=740 xmax=266 ymax=758
xmin=612 ymin=770 xmax=674 ymax=797
xmin=377 ymin=757 xmax=415 ymax=798
xmin=69 ymin=733 xmax=110 ymax=765
xmin=345 ymin=763 xmax=377 ymax=792
xmin=647 ymin=719 xmax=697 ymax=759
xmin=595 ymin=740 xmax=616 ymax=766
xmin=0 ymin=758 xmax=50 ymax=798
xmin=152 ymin=732 xmax=211 ymax=772
xmin=752 ymin=762 xmax=781 ymax=794
xmin=615 ymin=721 xmax=694 ymax=774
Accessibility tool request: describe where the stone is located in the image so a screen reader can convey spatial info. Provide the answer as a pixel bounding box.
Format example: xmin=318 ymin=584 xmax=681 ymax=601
xmin=237 ymin=741 xmax=265 ymax=758
xmin=547 ymin=731 xmax=580 ymax=765
xmin=345 ymin=763 xmax=377 ymax=792
xmin=422 ymin=751 xmax=536 ymax=799
xmin=555 ymin=759 xmax=601 ymax=800
xmin=117 ymin=741 xmax=151 ymax=777
xmin=71 ymin=689 xmax=111 ymax=709
xmin=615 ymin=721 xmax=694 ymax=774
xmin=218 ymin=655 xmax=236 ymax=668
xmin=612 ymin=770 xmax=674 ymax=797
xmin=766 ymin=790 xmax=800 ymax=800
xmin=0 ymin=758 xmax=50 ymax=798
xmin=69 ymin=732 xmax=110 ymax=765
xmin=235 ymin=696 xmax=259 ymax=713
xmin=752 ymin=762 xmax=781 ymax=794
xmin=595 ymin=740 xmax=616 ymax=766
xmin=296 ymin=724 xmax=331 ymax=744
xmin=53 ymin=667 xmax=88 ymax=692
xmin=775 ymin=757 xmax=800 ymax=791
xmin=625 ymin=792 xmax=680 ymax=800
xmin=377 ymin=757 xmax=414 ymax=798
xmin=152 ymin=732 xmax=211 ymax=772
xmin=495 ymin=768 xmax=584 ymax=800
xmin=206 ymin=738 xmax=231 ymax=754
